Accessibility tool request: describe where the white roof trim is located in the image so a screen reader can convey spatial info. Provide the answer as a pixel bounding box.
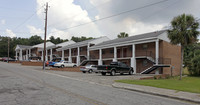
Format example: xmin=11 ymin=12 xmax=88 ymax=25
xmin=89 ymin=37 xmax=158 ymax=50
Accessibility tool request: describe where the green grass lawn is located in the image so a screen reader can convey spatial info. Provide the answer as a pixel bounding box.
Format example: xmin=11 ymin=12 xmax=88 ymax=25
xmin=116 ymin=76 xmax=200 ymax=93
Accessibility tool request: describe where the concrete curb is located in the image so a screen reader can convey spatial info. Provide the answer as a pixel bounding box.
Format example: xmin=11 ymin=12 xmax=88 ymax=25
xmin=112 ymin=83 xmax=200 ymax=104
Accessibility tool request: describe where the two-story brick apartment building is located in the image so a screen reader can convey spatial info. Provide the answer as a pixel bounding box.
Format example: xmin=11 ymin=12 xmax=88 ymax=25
xmin=58 ymin=36 xmax=110 ymax=66
xmin=56 ymin=40 xmax=76 ymax=60
xmin=89 ymin=30 xmax=181 ymax=75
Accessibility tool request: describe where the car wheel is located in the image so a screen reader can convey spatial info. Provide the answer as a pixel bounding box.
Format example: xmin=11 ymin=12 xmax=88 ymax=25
xmin=88 ymin=69 xmax=93 ymax=73
xmin=110 ymin=70 xmax=116 ymax=76
xmin=73 ymin=65 xmax=77 ymax=67
xmin=101 ymin=72 xmax=106 ymax=76
xmin=61 ymin=65 xmax=64 ymax=68
xmin=129 ymin=69 xmax=134 ymax=75
xmin=82 ymin=71 xmax=86 ymax=73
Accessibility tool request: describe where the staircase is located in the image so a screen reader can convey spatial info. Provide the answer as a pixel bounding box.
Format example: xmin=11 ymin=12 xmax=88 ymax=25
xmin=147 ymin=57 xmax=155 ymax=63
xmin=140 ymin=64 xmax=170 ymax=74
xmin=80 ymin=60 xmax=88 ymax=66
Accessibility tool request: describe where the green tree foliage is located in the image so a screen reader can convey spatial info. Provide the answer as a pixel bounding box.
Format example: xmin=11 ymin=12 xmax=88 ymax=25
xmin=29 ymin=35 xmax=43 ymax=45
xmin=117 ymin=32 xmax=129 ymax=38
xmin=0 ymin=35 xmax=44 ymax=58
xmin=168 ymin=14 xmax=199 ymax=80
xmin=71 ymin=36 xmax=93 ymax=42
xmin=185 ymin=43 xmax=200 ymax=76
xmin=48 ymin=36 xmax=68 ymax=44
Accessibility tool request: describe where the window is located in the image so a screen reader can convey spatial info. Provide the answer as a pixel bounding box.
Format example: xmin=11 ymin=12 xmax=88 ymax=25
xmin=142 ymin=60 xmax=148 ymax=66
xmin=142 ymin=44 xmax=148 ymax=50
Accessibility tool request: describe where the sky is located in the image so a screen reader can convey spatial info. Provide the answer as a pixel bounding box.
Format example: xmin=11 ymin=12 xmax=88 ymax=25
xmin=0 ymin=0 xmax=200 ymax=40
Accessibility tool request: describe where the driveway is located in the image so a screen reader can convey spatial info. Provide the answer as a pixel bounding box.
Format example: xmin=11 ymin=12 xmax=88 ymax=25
xmin=29 ymin=66 xmax=154 ymax=86
xmin=0 ymin=62 xmax=193 ymax=105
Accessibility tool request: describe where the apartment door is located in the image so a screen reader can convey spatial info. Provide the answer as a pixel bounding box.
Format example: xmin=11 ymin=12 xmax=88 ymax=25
xmin=123 ymin=48 xmax=127 ymax=57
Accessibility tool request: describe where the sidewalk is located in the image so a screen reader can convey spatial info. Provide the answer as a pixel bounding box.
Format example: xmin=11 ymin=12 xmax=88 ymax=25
xmin=112 ymin=82 xmax=200 ymax=104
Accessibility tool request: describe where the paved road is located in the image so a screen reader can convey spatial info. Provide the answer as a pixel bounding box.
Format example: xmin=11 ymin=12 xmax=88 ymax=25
xmin=0 ymin=62 xmax=195 ymax=105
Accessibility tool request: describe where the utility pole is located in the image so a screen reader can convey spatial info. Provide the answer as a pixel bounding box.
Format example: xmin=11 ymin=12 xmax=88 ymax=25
xmin=7 ymin=37 xmax=10 ymax=63
xmin=43 ymin=2 xmax=49 ymax=70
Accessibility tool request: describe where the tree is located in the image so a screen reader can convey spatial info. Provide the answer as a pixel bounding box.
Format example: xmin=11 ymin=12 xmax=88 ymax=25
xmin=189 ymin=48 xmax=200 ymax=76
xmin=117 ymin=32 xmax=129 ymax=38
xmin=49 ymin=36 xmax=65 ymax=44
xmin=71 ymin=36 xmax=93 ymax=42
xmin=28 ymin=35 xmax=43 ymax=46
xmin=185 ymin=43 xmax=200 ymax=76
xmin=168 ymin=14 xmax=199 ymax=80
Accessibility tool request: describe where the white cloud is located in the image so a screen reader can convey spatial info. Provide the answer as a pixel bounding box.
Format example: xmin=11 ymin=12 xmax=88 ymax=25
xmin=36 ymin=0 xmax=102 ymax=39
xmin=48 ymin=28 xmax=72 ymax=40
xmin=88 ymin=0 xmax=200 ymax=39
xmin=6 ymin=29 xmax=16 ymax=38
xmin=1 ymin=20 xmax=5 ymax=25
xmin=27 ymin=25 xmax=44 ymax=37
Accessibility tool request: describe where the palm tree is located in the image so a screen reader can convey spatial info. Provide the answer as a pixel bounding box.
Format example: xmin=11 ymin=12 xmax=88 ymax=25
xmin=117 ymin=32 xmax=129 ymax=38
xmin=168 ymin=14 xmax=199 ymax=80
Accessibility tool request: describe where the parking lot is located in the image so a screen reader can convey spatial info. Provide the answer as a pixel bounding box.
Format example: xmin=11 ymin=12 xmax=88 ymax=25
xmin=27 ymin=65 xmax=154 ymax=86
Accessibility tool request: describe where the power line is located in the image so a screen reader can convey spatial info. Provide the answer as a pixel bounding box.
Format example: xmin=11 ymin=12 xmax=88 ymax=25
xmin=50 ymin=0 xmax=169 ymax=33
xmin=48 ymin=0 xmax=111 ymax=27
xmin=13 ymin=0 xmax=53 ymax=31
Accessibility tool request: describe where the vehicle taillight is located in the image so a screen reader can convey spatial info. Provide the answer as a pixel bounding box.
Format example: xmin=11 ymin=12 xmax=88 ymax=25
xmin=106 ymin=66 xmax=108 ymax=70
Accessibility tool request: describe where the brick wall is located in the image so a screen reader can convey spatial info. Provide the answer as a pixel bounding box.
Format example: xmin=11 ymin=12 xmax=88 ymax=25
xmin=80 ymin=46 xmax=87 ymax=55
xmin=135 ymin=42 xmax=156 ymax=58
xmin=89 ymin=50 xmax=99 ymax=59
xmin=161 ymin=41 xmax=181 ymax=76
xmin=21 ymin=61 xmax=43 ymax=66
xmin=64 ymin=49 xmax=69 ymax=57
xmin=117 ymin=45 xmax=132 ymax=58
xmin=102 ymin=48 xmax=114 ymax=59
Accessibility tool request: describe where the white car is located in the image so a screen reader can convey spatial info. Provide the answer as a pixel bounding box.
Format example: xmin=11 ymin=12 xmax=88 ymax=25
xmin=54 ymin=61 xmax=77 ymax=68
xmin=80 ymin=65 xmax=97 ymax=73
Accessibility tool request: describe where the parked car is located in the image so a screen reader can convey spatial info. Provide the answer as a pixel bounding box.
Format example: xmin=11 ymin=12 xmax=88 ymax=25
xmin=80 ymin=65 xmax=97 ymax=73
xmin=48 ymin=57 xmax=62 ymax=66
xmin=54 ymin=61 xmax=77 ymax=68
xmin=2 ymin=57 xmax=15 ymax=62
xmin=96 ymin=62 xmax=134 ymax=76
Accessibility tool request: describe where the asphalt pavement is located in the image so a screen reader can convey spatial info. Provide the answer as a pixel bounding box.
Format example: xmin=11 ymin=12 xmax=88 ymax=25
xmin=0 ymin=62 xmax=196 ymax=105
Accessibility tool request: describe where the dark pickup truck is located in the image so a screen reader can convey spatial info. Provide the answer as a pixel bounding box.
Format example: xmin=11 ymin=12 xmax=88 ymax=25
xmin=97 ymin=62 xmax=134 ymax=76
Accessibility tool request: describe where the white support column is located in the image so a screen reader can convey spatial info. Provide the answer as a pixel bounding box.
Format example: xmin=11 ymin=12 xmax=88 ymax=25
xmin=87 ymin=43 xmax=90 ymax=60
xmin=113 ymin=46 xmax=117 ymax=62
xmin=29 ymin=49 xmax=31 ymax=58
xmin=50 ymin=48 xmax=53 ymax=61
xmin=46 ymin=49 xmax=48 ymax=61
xmin=131 ymin=44 xmax=136 ymax=74
xmin=68 ymin=49 xmax=72 ymax=62
xmin=98 ymin=49 xmax=102 ymax=65
xmin=155 ymin=39 xmax=159 ymax=74
xmin=76 ymin=47 xmax=80 ymax=66
xmin=26 ymin=50 xmax=28 ymax=60
xmin=62 ymin=50 xmax=64 ymax=60
xmin=19 ymin=49 xmax=22 ymax=61
xmin=41 ymin=51 xmax=43 ymax=61
xmin=15 ymin=51 xmax=18 ymax=60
